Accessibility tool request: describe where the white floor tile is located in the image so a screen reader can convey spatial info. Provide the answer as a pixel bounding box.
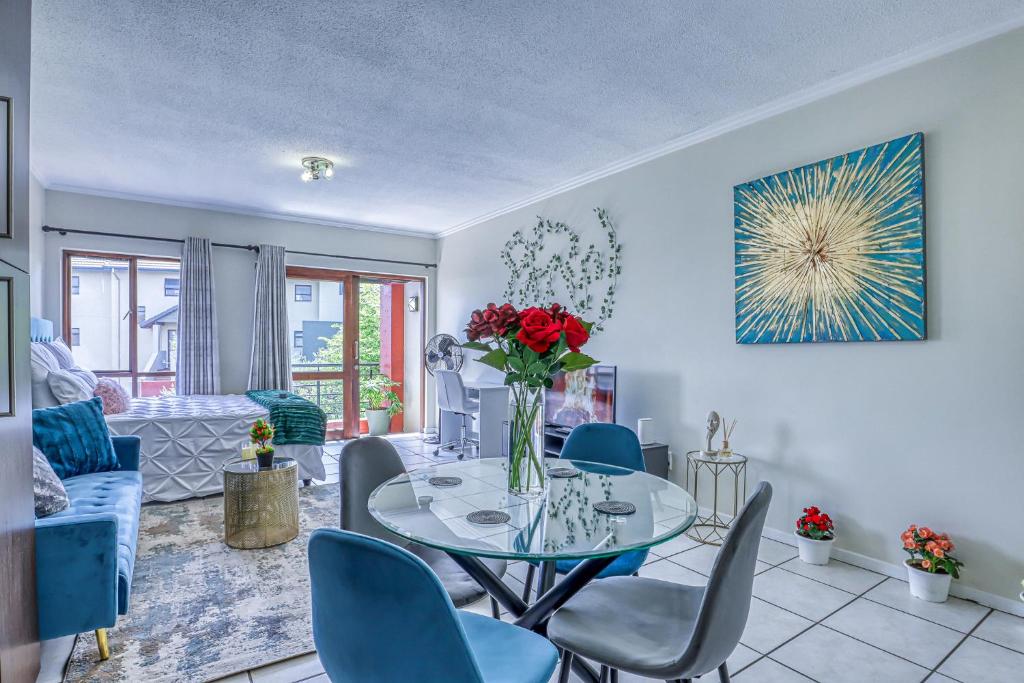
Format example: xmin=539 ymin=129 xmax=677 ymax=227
xmin=757 ymin=537 xmax=799 ymax=565
xmin=779 ymin=557 xmax=886 ymax=595
xmin=862 ymin=578 xmax=989 ymax=633
xmin=772 ymin=625 xmax=929 ymax=682
xmin=753 ymin=567 xmax=855 ymax=621
xmin=925 ymin=675 xmax=958 ymax=682
xmin=734 ymin=657 xmax=814 ymax=681
xmin=649 ymin=531 xmax=701 ymax=558
xmin=249 ymin=652 xmax=324 ymax=683
xmin=637 ymin=558 xmax=707 ymax=586
xmin=727 ymin=643 xmax=763 ymax=674
xmin=669 ymin=543 xmax=771 ymax=577
xmin=740 ymin=597 xmax=814 ymax=654
xmin=972 ymin=609 xmax=1024 ymax=654
xmin=823 ymin=598 xmax=964 ymax=668
xmin=209 ymin=674 xmax=250 ymax=683
xmin=938 ymin=636 xmax=1024 ymax=683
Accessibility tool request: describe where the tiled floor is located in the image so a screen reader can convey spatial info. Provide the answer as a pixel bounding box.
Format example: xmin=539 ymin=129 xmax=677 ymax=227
xmin=225 ymin=435 xmax=1024 ymax=683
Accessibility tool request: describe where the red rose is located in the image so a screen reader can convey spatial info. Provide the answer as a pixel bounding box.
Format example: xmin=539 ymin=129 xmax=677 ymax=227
xmin=465 ymin=308 xmax=492 ymax=341
xmin=486 ymin=303 xmax=519 ymax=336
xmin=515 ymin=307 xmax=562 ymax=354
xmin=562 ymin=314 xmax=589 ymax=352
xmin=547 ymin=303 xmax=570 ymax=322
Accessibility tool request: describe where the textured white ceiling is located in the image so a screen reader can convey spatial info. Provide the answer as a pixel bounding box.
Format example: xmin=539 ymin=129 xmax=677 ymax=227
xmin=31 ymin=1 xmax=1024 ymax=235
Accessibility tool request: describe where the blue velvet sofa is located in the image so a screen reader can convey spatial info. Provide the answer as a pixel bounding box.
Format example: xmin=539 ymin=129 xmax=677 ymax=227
xmin=35 ymin=435 xmax=143 ymax=659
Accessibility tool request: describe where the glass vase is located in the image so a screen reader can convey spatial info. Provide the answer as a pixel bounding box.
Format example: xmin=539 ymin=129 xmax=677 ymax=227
xmin=507 ymin=383 xmax=546 ymax=498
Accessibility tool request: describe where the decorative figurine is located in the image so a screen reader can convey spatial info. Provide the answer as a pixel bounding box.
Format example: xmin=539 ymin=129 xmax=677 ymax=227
xmin=702 ymin=411 xmax=720 ymax=457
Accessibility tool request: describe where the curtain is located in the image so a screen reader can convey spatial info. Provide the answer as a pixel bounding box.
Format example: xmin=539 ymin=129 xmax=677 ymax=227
xmin=248 ymin=244 xmax=293 ymax=391
xmin=176 ymin=236 xmax=220 ymax=395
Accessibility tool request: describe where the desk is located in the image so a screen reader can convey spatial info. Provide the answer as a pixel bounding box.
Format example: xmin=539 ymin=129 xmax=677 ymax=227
xmin=438 ymin=381 xmax=509 ymax=458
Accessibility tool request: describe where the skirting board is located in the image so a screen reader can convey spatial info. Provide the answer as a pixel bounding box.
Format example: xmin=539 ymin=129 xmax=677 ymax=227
xmin=692 ymin=504 xmax=1024 ymax=618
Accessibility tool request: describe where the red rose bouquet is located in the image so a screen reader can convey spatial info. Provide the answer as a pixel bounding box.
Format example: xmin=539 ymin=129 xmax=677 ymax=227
xmin=796 ymin=506 xmax=835 ymax=541
xmin=463 ymin=302 xmax=597 ymax=495
xmin=901 ymin=525 xmax=963 ymax=578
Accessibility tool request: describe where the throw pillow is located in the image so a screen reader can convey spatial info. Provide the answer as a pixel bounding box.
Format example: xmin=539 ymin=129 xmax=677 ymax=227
xmin=32 ymin=446 xmax=70 ymax=517
xmin=93 ymin=378 xmax=130 ymax=415
xmin=47 ymin=369 xmax=94 ymax=404
xmin=30 ymin=342 xmax=61 ymax=408
xmin=32 ymin=397 xmax=120 ymax=479
xmin=69 ymin=367 xmax=99 ymax=392
xmin=43 ymin=338 xmax=76 ymax=369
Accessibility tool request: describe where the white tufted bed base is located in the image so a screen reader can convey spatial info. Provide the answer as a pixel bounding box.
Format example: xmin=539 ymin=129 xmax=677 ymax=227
xmin=105 ymin=394 xmax=326 ymax=502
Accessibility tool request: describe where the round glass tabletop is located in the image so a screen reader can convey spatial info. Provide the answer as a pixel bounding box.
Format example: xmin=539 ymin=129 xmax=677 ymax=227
xmin=223 ymin=457 xmax=297 ymax=474
xmin=368 ymin=458 xmax=698 ymax=561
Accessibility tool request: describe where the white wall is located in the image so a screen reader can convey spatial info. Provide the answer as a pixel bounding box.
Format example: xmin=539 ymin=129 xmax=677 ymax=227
xmin=42 ymin=190 xmax=439 ymax=399
xmin=438 ymin=29 xmax=1024 ymax=602
xmin=29 ymin=173 xmax=45 ymax=316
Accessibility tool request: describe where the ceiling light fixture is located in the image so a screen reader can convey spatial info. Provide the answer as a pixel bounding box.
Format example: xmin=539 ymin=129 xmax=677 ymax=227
xmin=300 ymin=156 xmax=334 ymax=182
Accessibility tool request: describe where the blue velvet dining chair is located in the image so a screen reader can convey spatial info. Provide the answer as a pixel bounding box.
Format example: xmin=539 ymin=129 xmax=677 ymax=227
xmin=308 ymin=528 xmax=559 ymax=683
xmin=523 ymin=423 xmax=649 ymax=601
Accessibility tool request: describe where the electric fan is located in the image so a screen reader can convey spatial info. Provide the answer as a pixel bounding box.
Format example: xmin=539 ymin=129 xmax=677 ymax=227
xmin=423 ymin=334 xmax=464 ymax=375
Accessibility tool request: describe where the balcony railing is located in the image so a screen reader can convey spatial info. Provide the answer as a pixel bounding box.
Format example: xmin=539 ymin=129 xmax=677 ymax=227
xmin=290 ymin=362 xmax=381 ymax=421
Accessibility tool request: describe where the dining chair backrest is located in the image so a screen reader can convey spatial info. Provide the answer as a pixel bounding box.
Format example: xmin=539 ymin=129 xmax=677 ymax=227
xmin=309 ymin=528 xmax=486 ymax=683
xmin=436 ymin=370 xmax=472 ymax=414
xmin=674 ymin=481 xmax=772 ymax=675
xmin=561 ymin=422 xmax=646 ymax=472
xmin=340 ymin=436 xmax=411 ymax=547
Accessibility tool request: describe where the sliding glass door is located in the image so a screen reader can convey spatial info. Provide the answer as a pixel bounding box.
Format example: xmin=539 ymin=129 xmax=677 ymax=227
xmin=63 ymin=251 xmax=181 ymax=396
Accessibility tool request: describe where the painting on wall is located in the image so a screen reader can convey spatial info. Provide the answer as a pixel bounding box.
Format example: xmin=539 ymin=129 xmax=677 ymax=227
xmin=734 ymin=132 xmax=925 ymax=344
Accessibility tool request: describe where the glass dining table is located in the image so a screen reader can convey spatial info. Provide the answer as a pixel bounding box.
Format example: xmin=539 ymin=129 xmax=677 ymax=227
xmin=368 ymin=457 xmax=698 ymax=683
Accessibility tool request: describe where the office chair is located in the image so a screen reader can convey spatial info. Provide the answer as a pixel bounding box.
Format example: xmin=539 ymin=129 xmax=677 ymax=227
xmin=435 ymin=369 xmax=480 ymax=459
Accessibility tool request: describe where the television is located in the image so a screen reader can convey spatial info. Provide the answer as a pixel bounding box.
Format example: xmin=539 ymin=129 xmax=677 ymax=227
xmin=544 ymin=364 xmax=616 ymax=431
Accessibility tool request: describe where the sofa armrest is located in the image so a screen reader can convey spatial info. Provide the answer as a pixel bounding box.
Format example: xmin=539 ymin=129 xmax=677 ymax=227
xmin=111 ymin=435 xmax=141 ymax=471
xmin=35 ymin=512 xmax=120 ymax=640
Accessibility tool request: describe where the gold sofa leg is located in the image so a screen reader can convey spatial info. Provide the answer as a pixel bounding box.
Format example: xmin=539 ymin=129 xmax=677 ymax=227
xmin=96 ymin=628 xmax=110 ymax=660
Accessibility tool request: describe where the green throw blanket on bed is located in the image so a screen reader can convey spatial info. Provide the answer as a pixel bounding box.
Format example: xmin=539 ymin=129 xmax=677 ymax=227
xmin=245 ymin=390 xmax=327 ymax=446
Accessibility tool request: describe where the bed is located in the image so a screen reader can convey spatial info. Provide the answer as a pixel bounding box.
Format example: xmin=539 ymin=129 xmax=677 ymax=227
xmin=105 ymin=394 xmax=326 ymax=502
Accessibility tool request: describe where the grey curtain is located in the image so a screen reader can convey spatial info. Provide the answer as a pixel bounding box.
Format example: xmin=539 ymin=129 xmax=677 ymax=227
xmin=248 ymin=244 xmax=293 ymax=391
xmin=176 ymin=236 xmax=220 ymax=395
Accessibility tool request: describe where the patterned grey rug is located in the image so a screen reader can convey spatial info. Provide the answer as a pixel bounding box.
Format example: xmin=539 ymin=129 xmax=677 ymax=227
xmin=65 ymin=484 xmax=340 ymax=682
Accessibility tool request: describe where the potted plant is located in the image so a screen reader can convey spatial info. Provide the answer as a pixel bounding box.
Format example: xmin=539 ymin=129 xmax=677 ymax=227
xmin=250 ymin=418 xmax=276 ymax=469
xmin=363 ymin=375 xmax=403 ymax=436
xmin=795 ymin=506 xmax=835 ymax=565
xmin=901 ymin=525 xmax=964 ymax=602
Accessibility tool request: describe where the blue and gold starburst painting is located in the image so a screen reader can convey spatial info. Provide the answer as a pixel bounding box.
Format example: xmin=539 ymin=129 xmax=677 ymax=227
xmin=734 ymin=133 xmax=925 ymax=344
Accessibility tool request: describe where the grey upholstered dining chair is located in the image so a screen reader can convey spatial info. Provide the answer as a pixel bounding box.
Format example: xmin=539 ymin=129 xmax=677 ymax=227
xmin=547 ymin=481 xmax=773 ymax=683
xmin=340 ymin=436 xmax=506 ymax=616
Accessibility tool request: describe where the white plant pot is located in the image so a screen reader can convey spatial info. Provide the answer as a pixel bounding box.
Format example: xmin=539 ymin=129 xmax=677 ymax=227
xmin=906 ymin=561 xmax=952 ymax=603
xmin=795 ymin=532 xmax=834 ymax=565
xmin=365 ymin=409 xmax=391 ymax=436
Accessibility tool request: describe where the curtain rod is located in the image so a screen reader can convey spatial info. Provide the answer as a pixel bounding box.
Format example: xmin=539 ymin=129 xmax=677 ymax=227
xmin=42 ymin=225 xmax=437 ymax=269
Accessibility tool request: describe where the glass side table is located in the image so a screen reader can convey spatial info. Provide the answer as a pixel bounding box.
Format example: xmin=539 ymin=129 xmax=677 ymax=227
xmin=685 ymin=450 xmax=747 ymax=546
xmin=223 ymin=457 xmax=299 ymax=549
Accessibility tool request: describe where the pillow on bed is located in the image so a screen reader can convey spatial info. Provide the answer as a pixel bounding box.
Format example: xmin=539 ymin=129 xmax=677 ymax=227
xmin=32 ymin=397 xmax=119 ymax=479
xmin=42 ymin=338 xmax=76 ymax=369
xmin=69 ymin=367 xmax=98 ymax=391
xmin=94 ymin=378 xmax=131 ymax=415
xmin=30 ymin=343 xmax=61 ymax=408
xmin=47 ymin=369 xmax=94 ymax=404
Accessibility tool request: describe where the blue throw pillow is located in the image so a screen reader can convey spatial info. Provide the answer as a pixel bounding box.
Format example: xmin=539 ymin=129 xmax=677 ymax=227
xmin=32 ymin=397 xmax=119 ymax=479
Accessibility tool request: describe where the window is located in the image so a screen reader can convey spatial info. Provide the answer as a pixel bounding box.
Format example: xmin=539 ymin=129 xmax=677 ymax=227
xmin=164 ymin=278 xmax=180 ymax=297
xmin=137 ymin=306 xmax=146 ymax=322
xmin=294 ymin=331 xmax=303 ymax=348
xmin=71 ymin=275 xmax=80 ymax=295
xmin=294 ymin=284 xmax=312 ymax=302
xmin=70 ymin=328 xmax=81 ymax=346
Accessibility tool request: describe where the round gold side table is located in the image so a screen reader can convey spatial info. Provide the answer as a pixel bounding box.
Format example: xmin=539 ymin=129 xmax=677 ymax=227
xmin=223 ymin=457 xmax=300 ymax=549
xmin=684 ymin=450 xmax=748 ymax=546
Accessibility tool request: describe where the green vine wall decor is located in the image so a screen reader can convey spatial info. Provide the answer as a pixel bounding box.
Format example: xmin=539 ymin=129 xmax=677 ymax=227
xmin=500 ymin=207 xmax=622 ymax=333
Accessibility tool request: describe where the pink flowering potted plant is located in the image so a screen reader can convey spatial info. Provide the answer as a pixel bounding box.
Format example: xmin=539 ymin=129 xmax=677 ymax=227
xmin=795 ymin=506 xmax=835 ymax=565
xmin=901 ymin=525 xmax=964 ymax=602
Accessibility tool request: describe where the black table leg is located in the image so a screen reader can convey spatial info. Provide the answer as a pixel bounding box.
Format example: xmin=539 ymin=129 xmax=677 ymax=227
xmin=447 ymin=553 xmax=616 ymax=683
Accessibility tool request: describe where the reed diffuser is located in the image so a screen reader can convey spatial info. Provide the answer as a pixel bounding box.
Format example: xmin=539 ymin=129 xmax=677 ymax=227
xmin=719 ymin=418 xmax=738 ymax=457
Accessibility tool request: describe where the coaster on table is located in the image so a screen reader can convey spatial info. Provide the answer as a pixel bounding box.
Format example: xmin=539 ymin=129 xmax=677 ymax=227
xmin=593 ymin=501 xmax=636 ymax=516
xmin=466 ymin=510 xmax=511 ymax=525
xmin=428 ymin=476 xmax=463 ymax=487
xmin=548 ymin=467 xmax=580 ymax=479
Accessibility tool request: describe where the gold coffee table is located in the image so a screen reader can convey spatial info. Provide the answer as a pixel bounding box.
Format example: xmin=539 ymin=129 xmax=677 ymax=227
xmin=223 ymin=457 xmax=300 ymax=549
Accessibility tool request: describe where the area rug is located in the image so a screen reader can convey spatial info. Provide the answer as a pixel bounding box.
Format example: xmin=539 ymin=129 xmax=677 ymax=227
xmin=64 ymin=483 xmax=340 ymax=682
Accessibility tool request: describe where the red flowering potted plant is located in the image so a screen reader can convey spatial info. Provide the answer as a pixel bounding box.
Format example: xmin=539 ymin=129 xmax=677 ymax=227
xmin=463 ymin=303 xmax=597 ymax=497
xmin=901 ymin=525 xmax=964 ymax=602
xmin=795 ymin=506 xmax=835 ymax=565
xmin=250 ymin=418 xmax=276 ymax=469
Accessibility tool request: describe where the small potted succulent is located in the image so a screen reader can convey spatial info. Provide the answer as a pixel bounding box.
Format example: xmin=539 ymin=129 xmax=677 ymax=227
xmin=795 ymin=506 xmax=835 ymax=565
xmin=250 ymin=418 xmax=276 ymax=469
xmin=901 ymin=525 xmax=964 ymax=602
xmin=363 ymin=375 xmax=403 ymax=436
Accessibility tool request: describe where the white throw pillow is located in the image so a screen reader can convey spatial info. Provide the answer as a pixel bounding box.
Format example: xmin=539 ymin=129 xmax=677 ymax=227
xmin=30 ymin=343 xmax=61 ymax=408
xmin=43 ymin=338 xmax=76 ymax=370
xmin=46 ymin=369 xmax=94 ymax=404
xmin=68 ymin=367 xmax=99 ymax=391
